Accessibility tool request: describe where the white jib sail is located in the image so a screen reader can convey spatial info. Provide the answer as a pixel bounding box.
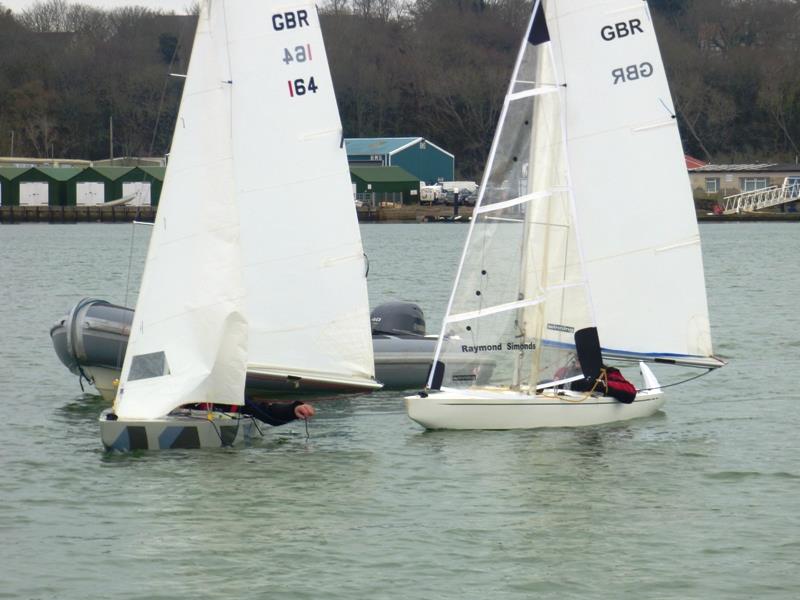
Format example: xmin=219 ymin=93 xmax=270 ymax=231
xmin=114 ymin=0 xmax=248 ymax=420
xmin=428 ymin=0 xmax=595 ymax=393
xmin=223 ymin=1 xmax=377 ymax=387
xmin=548 ymin=0 xmax=720 ymax=367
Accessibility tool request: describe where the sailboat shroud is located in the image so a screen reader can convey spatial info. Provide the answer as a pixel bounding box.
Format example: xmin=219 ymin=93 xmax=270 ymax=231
xmin=405 ymin=0 xmax=723 ymax=430
xmin=101 ymin=0 xmax=378 ymax=450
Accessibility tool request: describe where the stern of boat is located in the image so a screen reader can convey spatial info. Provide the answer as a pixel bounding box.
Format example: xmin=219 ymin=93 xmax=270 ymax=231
xmin=99 ymin=408 xmax=262 ymax=451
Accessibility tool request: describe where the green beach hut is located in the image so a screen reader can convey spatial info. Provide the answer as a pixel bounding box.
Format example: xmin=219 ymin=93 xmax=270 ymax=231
xmin=0 ymin=167 xmax=32 ymax=206
xmin=116 ymin=166 xmax=166 ymax=206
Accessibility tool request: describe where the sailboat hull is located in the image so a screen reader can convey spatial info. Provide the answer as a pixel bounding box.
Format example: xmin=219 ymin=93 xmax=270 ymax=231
xmin=404 ymin=389 xmax=665 ymax=430
xmin=99 ymin=408 xmax=263 ymax=451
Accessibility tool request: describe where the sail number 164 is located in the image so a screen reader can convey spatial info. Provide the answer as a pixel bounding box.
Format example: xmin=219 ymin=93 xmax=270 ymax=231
xmin=288 ymin=77 xmax=318 ymax=97
xmin=283 ymin=44 xmax=312 ymax=65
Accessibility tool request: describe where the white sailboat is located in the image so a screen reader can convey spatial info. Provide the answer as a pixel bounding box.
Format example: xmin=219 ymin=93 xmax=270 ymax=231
xmin=405 ymin=0 xmax=725 ymax=430
xmin=101 ymin=0 xmax=380 ymax=450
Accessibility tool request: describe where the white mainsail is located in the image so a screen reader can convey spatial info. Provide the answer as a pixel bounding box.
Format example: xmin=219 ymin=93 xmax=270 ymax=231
xmin=428 ymin=0 xmax=595 ymax=393
xmin=427 ymin=0 xmax=722 ymax=398
xmin=224 ymin=1 xmax=377 ymax=388
xmin=114 ymin=0 xmax=378 ymax=422
xmin=114 ymin=0 xmax=246 ymax=420
xmin=550 ymin=0 xmax=721 ymax=368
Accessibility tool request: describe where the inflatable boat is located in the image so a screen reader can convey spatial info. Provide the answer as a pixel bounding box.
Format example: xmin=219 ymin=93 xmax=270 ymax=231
xmin=51 ymin=298 xmax=493 ymax=400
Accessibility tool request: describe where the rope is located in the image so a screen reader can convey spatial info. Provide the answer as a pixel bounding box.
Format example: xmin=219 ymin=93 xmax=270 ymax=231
xmin=558 ymin=368 xmax=607 ymax=404
xmin=637 ymin=368 xmax=715 ymax=392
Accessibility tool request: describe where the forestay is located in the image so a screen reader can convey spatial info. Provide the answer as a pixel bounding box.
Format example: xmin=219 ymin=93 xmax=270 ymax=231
xmin=551 ymin=0 xmax=721 ymax=368
xmin=115 ymin=0 xmax=247 ymax=420
xmin=428 ymin=1 xmax=595 ymax=393
xmin=225 ymin=1 xmax=376 ymax=387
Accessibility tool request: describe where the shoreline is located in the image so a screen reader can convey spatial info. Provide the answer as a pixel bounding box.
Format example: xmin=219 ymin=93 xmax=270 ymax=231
xmin=1 ymin=204 xmax=798 ymax=224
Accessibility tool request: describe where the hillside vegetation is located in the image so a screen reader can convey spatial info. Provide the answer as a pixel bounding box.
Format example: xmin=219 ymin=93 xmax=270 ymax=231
xmin=1 ymin=0 xmax=798 ymax=178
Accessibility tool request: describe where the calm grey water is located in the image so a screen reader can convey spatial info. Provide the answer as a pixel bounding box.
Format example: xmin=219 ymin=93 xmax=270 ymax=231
xmin=1 ymin=222 xmax=798 ymax=599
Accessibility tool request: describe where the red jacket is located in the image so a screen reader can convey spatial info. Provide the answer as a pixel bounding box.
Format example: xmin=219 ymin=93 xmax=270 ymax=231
xmin=602 ymin=368 xmax=637 ymax=404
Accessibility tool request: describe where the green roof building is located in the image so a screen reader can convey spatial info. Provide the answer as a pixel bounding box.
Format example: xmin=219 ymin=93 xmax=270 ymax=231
xmin=350 ymin=166 xmax=420 ymax=204
xmin=68 ymin=166 xmax=136 ymax=205
xmin=15 ymin=167 xmax=82 ymax=206
xmin=117 ymin=166 xmax=166 ymax=206
xmin=0 ymin=167 xmax=32 ymax=206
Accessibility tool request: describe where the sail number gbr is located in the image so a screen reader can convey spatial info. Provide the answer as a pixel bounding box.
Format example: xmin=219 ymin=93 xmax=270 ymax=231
xmin=602 ymin=18 xmax=654 ymax=86
xmin=272 ymin=10 xmax=319 ymax=98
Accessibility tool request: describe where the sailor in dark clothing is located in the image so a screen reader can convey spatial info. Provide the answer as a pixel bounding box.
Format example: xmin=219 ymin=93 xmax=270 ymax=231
xmin=194 ymin=397 xmax=315 ymax=425
xmin=242 ymin=397 xmax=315 ymax=425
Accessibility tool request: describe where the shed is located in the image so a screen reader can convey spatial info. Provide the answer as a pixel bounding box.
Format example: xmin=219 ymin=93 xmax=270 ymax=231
xmin=0 ymin=167 xmax=31 ymax=206
xmin=345 ymin=137 xmax=454 ymax=185
xmin=16 ymin=167 xmax=82 ymax=206
xmin=67 ymin=167 xmax=135 ymax=205
xmin=116 ymin=166 xmax=166 ymax=206
xmin=82 ymin=166 xmax=133 ymax=204
xmin=350 ymin=166 xmax=420 ymax=204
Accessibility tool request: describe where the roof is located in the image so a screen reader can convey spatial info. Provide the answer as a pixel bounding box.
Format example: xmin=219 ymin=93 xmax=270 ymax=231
xmin=138 ymin=166 xmax=166 ymax=180
xmin=345 ymin=137 xmax=422 ymax=155
xmin=350 ymin=166 xmax=419 ymax=183
xmin=0 ymin=167 xmax=31 ymax=180
xmin=90 ymin=166 xmax=136 ymax=180
xmin=345 ymin=137 xmax=454 ymax=159
xmin=690 ymin=163 xmax=800 ymax=173
xmin=34 ymin=167 xmax=84 ymax=181
xmin=685 ymin=155 xmax=707 ymax=169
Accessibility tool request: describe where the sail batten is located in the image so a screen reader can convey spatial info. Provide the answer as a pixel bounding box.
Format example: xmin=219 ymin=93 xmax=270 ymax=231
xmin=507 ymin=85 xmax=560 ymax=102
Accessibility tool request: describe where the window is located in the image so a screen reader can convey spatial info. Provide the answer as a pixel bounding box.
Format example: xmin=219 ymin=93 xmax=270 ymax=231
xmin=741 ymin=177 xmax=769 ymax=192
xmin=128 ymin=351 xmax=170 ymax=381
xmin=786 ymin=177 xmax=800 ymax=198
xmin=705 ymin=178 xmax=720 ymax=193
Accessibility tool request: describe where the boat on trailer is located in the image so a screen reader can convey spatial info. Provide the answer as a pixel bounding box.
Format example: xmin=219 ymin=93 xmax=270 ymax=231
xmin=100 ymin=0 xmax=379 ymax=450
xmin=405 ymin=0 xmax=725 ymax=430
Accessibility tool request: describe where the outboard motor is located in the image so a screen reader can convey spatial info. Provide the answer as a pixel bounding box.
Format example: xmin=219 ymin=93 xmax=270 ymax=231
xmin=371 ymin=301 xmax=426 ymax=337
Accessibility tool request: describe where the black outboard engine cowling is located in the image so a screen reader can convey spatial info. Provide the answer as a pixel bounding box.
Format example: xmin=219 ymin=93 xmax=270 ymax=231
xmin=371 ymin=302 xmax=426 ymax=337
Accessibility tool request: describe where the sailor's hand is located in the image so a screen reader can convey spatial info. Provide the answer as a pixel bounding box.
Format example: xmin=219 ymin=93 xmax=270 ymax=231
xmin=294 ymin=403 xmax=315 ymax=420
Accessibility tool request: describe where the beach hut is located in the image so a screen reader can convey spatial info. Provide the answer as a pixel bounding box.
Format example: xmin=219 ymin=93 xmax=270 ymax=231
xmin=68 ymin=166 xmax=136 ymax=205
xmin=116 ymin=166 xmax=166 ymax=206
xmin=15 ymin=167 xmax=82 ymax=206
xmin=0 ymin=167 xmax=31 ymax=206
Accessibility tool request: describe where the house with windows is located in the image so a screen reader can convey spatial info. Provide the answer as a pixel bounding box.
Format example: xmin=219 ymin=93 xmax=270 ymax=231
xmin=688 ymin=163 xmax=800 ymax=198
